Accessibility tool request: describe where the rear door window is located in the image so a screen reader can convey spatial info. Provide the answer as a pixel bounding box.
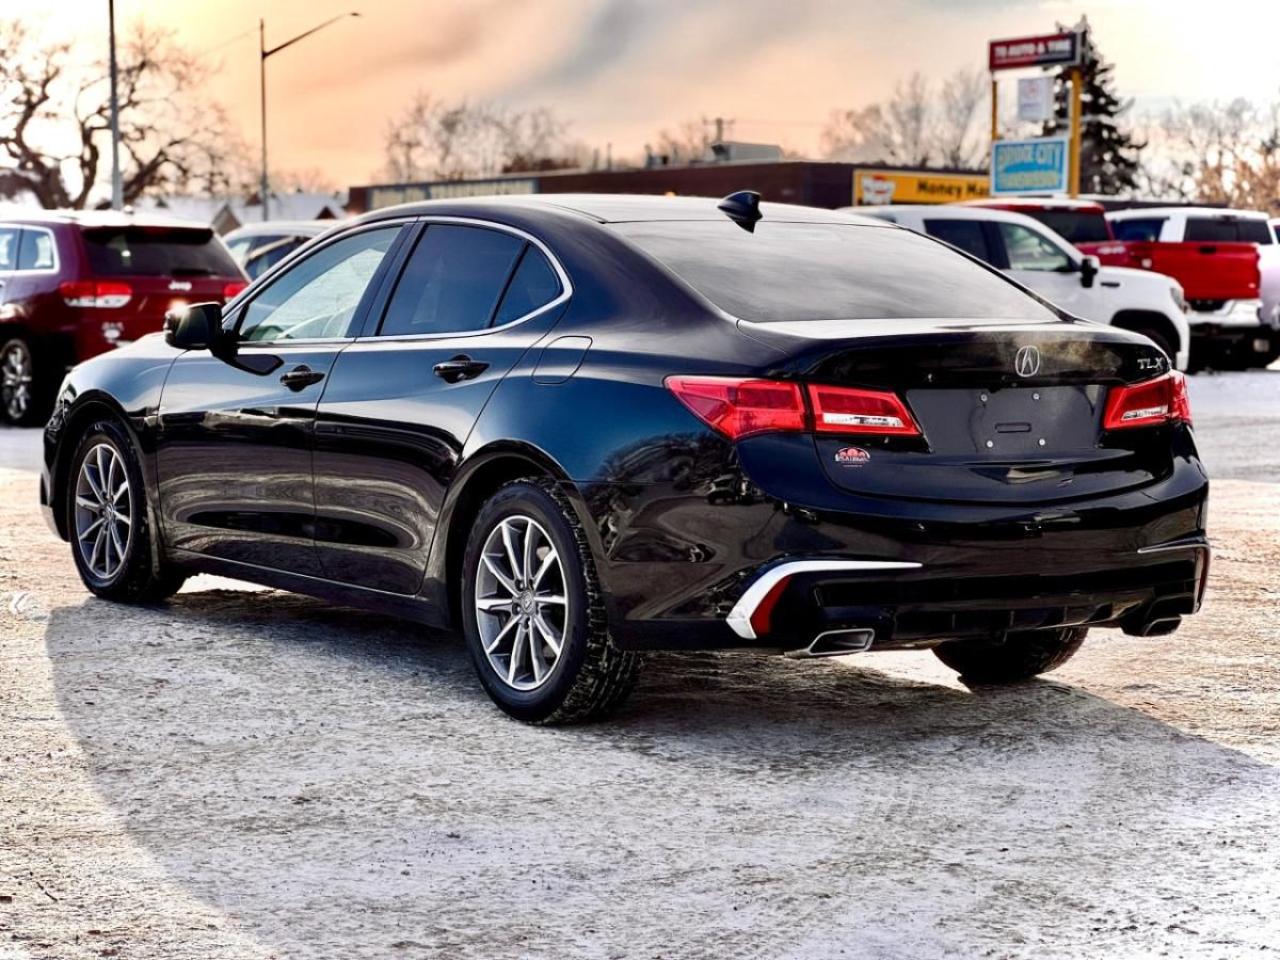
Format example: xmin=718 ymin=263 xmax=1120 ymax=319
xmin=1111 ymin=218 xmax=1165 ymax=242
xmin=17 ymin=228 xmax=56 ymax=270
xmin=80 ymin=226 xmax=240 ymax=277
xmin=923 ymin=219 xmax=996 ymax=265
xmin=378 ymin=225 xmax=524 ymax=336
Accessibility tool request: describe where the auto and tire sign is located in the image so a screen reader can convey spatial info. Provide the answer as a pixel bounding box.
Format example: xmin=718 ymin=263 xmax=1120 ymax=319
xmin=987 ymin=29 xmax=1085 ymax=196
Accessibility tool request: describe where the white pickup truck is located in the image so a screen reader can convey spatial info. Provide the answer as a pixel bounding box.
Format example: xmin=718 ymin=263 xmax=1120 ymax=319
xmin=856 ymin=205 xmax=1191 ymax=370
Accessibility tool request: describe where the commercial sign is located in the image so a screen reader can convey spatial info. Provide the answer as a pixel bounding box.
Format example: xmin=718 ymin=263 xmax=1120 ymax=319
xmin=990 ymin=136 xmax=1069 ymax=195
xmin=854 ymin=169 xmax=989 ymax=205
xmin=1016 ymin=76 xmax=1055 ymax=123
xmin=988 ymin=32 xmax=1080 ymax=71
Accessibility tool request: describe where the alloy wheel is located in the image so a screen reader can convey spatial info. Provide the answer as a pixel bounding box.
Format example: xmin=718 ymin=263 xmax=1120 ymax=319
xmin=474 ymin=514 xmax=568 ymax=691
xmin=1 ymin=341 xmax=33 ymax=422
xmin=73 ymin=442 xmax=133 ymax=581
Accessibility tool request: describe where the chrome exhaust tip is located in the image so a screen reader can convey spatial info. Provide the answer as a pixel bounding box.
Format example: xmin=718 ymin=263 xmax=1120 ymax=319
xmin=785 ymin=628 xmax=876 ymax=659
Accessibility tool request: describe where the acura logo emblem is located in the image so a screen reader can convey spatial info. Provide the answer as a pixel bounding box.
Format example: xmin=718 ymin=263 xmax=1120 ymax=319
xmin=1015 ymin=345 xmax=1041 ymax=378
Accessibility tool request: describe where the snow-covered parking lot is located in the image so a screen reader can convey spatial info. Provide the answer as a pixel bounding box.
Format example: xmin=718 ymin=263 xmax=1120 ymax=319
xmin=2 ymin=370 xmax=1278 ymax=959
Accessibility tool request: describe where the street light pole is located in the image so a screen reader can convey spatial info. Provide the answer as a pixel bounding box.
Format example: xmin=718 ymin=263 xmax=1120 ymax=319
xmin=107 ymin=0 xmax=123 ymax=210
xmin=258 ymin=11 xmax=360 ymax=222
xmin=259 ymin=18 xmax=268 ymax=221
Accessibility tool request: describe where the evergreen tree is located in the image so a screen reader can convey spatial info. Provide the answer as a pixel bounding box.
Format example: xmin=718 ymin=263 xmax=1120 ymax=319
xmin=1041 ymin=21 xmax=1144 ymax=194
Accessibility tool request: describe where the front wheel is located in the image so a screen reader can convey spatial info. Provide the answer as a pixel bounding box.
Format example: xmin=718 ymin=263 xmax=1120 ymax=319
xmin=461 ymin=478 xmax=642 ymax=724
xmin=932 ymin=627 xmax=1087 ymax=683
xmin=67 ymin=420 xmax=186 ymax=603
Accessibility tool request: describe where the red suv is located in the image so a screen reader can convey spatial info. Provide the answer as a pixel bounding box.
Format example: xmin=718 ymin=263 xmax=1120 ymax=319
xmin=0 ymin=212 xmax=247 ymax=425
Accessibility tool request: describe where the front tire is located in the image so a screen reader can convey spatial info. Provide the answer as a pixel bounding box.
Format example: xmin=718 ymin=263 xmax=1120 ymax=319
xmin=932 ymin=627 xmax=1087 ymax=683
xmin=66 ymin=420 xmax=186 ymax=603
xmin=461 ymin=478 xmax=641 ymax=724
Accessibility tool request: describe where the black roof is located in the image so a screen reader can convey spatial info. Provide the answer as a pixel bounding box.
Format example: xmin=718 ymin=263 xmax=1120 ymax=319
xmin=358 ymin=193 xmax=884 ymax=227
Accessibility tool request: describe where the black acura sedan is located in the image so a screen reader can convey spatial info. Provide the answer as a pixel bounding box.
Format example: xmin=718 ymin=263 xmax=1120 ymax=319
xmin=40 ymin=193 xmax=1209 ymax=723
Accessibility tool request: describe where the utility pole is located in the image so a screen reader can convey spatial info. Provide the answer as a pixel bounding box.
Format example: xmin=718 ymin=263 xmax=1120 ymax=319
xmin=259 ymin=18 xmax=268 ymax=220
xmin=259 ymin=12 xmax=360 ymax=221
xmin=108 ymin=0 xmax=123 ymax=209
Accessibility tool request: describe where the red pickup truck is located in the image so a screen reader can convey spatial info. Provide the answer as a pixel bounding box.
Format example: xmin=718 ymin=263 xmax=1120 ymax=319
xmin=965 ymin=199 xmax=1275 ymax=369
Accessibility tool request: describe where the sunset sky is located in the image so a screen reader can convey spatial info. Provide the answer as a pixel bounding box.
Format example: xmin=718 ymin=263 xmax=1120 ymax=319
xmin=4 ymin=0 xmax=1278 ymax=188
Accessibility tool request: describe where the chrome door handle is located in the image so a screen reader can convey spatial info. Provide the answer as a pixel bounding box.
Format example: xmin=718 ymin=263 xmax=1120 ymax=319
xmin=433 ymin=355 xmax=488 ymax=383
xmin=279 ymin=364 xmax=325 ymax=390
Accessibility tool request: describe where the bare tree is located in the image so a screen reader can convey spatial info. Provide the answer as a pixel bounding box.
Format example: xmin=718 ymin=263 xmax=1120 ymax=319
xmin=1140 ymin=97 xmax=1280 ymax=211
xmin=649 ymin=119 xmax=714 ymax=165
xmin=937 ymin=69 xmax=988 ymax=168
xmin=383 ymin=94 xmax=577 ymax=182
xmin=0 ymin=19 xmax=241 ymax=208
xmin=821 ymin=69 xmax=989 ymax=168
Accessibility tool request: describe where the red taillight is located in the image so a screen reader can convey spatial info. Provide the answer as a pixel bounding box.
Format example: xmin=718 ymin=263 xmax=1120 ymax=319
xmin=1103 ymin=371 xmax=1192 ymax=430
xmin=223 ymin=281 xmax=248 ymax=300
xmin=60 ymin=280 xmax=132 ymax=309
xmin=807 ymin=384 xmax=921 ymax=436
xmin=666 ymin=376 xmax=806 ymax=440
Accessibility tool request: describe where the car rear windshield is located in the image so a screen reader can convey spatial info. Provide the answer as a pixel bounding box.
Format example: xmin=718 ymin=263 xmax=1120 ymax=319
xmin=80 ymin=226 xmax=241 ymax=277
xmin=612 ymin=220 xmax=1057 ymax=322
xmin=1184 ymin=217 xmax=1273 ymax=245
xmin=1021 ymin=209 xmax=1112 ymax=244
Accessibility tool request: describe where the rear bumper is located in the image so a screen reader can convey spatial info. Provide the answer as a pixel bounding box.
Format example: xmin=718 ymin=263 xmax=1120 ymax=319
xmin=585 ymin=430 xmax=1209 ymax=652
xmin=726 ymin=538 xmax=1208 ymax=652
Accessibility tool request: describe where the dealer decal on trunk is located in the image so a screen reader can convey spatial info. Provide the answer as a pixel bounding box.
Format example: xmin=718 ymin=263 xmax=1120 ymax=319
xmin=834 ymin=447 xmax=871 ymax=466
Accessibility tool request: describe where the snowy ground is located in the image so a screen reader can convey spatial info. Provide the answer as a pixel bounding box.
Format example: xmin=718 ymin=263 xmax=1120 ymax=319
xmin=1 ymin=369 xmax=1278 ymax=959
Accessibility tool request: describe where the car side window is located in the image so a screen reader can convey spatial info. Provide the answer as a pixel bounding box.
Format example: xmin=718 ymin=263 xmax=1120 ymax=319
xmin=923 ymin=220 xmax=994 ymax=265
xmin=17 ymin=229 xmax=55 ymax=270
xmin=378 ymin=225 xmax=524 ymax=337
xmin=238 ymin=227 xmax=399 ymax=343
xmin=493 ymin=245 xmax=562 ymax=325
xmin=997 ymin=222 xmax=1072 ymax=272
xmin=1112 ymin=218 xmax=1165 ymax=242
xmin=0 ymin=227 xmax=18 ymax=271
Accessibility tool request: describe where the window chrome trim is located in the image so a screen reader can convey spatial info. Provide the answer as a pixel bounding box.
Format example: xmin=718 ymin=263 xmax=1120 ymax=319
xmin=1 ymin=225 xmax=61 ymax=275
xmin=359 ymin=214 xmax=573 ymax=342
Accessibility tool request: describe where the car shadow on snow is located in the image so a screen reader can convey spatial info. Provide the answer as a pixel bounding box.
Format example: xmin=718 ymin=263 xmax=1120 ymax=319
xmin=40 ymin=587 xmax=1280 ymax=958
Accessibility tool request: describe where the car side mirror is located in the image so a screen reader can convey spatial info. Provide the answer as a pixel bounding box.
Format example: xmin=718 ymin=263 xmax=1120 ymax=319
xmin=164 ymin=302 xmax=225 ymax=352
xmin=1079 ymin=255 xmax=1100 ymax=289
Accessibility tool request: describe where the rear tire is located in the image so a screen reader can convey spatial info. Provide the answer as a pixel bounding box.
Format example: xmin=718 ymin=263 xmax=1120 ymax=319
xmin=932 ymin=627 xmax=1087 ymax=683
xmin=461 ymin=478 xmax=642 ymax=724
xmin=66 ymin=419 xmax=187 ymax=603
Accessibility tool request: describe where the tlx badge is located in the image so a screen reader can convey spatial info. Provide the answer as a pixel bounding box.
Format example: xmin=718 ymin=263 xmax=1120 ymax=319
xmin=834 ymin=446 xmax=871 ymax=466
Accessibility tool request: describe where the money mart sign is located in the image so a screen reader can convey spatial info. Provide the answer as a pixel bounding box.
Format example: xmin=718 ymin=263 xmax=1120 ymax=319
xmin=854 ymin=169 xmax=989 ymax=205
xmin=990 ymin=136 xmax=1070 ymax=195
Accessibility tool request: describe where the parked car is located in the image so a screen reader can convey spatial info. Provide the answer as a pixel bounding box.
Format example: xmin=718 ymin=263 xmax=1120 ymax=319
xmin=0 ymin=211 xmax=246 ymax=426
xmin=960 ymin=197 xmax=1114 ymax=246
xmin=41 ymin=194 xmax=1209 ymax=724
xmin=857 ymin=205 xmax=1191 ymax=370
xmin=1096 ymin=207 xmax=1278 ymax=368
xmin=222 ymin=220 xmax=337 ymax=280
